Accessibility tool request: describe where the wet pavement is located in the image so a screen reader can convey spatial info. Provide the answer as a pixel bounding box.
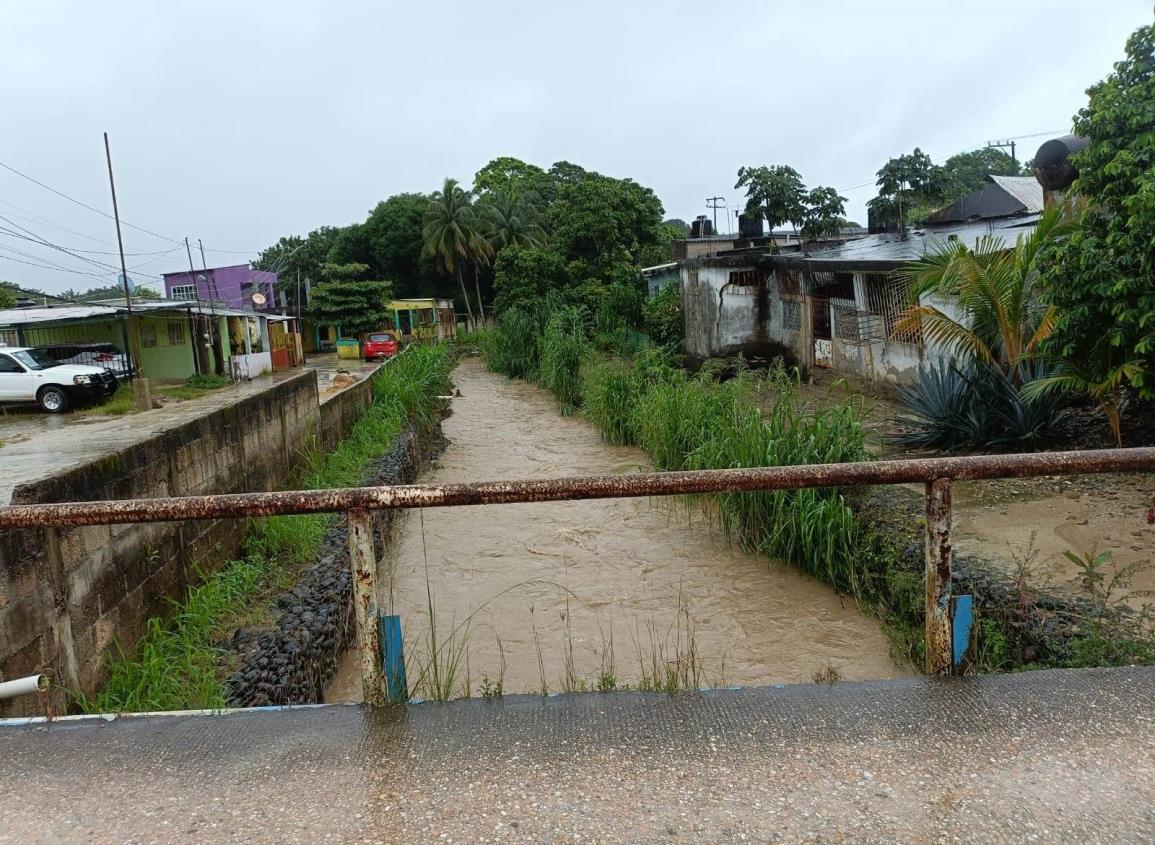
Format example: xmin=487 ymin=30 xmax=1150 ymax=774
xmin=0 ymin=355 xmax=378 ymax=505
xmin=2 ymin=667 xmax=1153 ymax=843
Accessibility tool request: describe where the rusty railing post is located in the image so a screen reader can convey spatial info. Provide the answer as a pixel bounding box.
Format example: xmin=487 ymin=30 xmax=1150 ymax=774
xmin=347 ymin=509 xmax=386 ymax=705
xmin=925 ymin=477 xmax=953 ymax=675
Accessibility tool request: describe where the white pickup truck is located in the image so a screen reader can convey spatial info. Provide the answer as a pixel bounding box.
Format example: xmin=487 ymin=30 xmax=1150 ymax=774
xmin=0 ymin=346 xmax=118 ymax=413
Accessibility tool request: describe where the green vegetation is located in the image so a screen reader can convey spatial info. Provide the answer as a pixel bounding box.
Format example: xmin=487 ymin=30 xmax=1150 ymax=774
xmin=307 ymin=262 xmax=394 ymax=338
xmin=479 ymin=303 xmax=935 ymax=662
xmin=184 ymin=372 xmax=232 ymax=390
xmin=1040 ymin=20 xmax=1155 ymax=408
xmin=891 ymin=202 xmax=1075 ymax=452
xmin=868 ymin=146 xmax=1026 ymax=232
xmin=256 ymin=156 xmax=668 ymax=333
xmin=77 ymin=345 xmax=453 ymax=713
xmin=734 ymin=164 xmax=848 ymax=244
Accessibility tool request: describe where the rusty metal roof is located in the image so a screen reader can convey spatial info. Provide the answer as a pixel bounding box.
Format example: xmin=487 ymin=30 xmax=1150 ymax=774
xmin=928 ymin=175 xmax=1043 ymax=224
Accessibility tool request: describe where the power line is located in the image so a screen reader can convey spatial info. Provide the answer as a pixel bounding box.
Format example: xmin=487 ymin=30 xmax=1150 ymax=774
xmin=0 ymin=214 xmax=166 ymax=281
xmin=0 ymin=157 xmax=184 ymax=245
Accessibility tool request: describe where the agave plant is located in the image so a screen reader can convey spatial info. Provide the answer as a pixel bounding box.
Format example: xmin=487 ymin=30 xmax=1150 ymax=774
xmin=892 ymin=360 xmax=1064 ymax=453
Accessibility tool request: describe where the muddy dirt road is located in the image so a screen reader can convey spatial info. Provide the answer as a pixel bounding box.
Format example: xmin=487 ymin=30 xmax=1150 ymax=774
xmin=327 ymin=357 xmax=909 ymax=701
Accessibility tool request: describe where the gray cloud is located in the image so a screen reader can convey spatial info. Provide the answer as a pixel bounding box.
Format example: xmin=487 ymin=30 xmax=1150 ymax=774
xmin=0 ymin=0 xmax=1150 ymax=294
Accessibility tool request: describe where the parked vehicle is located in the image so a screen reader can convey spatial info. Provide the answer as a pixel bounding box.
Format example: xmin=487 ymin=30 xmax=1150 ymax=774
xmin=0 ymin=346 xmax=118 ymax=413
xmin=33 ymin=342 xmax=134 ymax=380
xmin=362 ymin=331 xmax=399 ymax=361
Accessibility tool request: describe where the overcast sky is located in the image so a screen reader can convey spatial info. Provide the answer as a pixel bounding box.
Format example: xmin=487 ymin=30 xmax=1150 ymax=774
xmin=0 ymin=1 xmax=1151 ymax=295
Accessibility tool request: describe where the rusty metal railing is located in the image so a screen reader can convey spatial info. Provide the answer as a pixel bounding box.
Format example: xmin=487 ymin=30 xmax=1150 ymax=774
xmin=3 ymin=447 xmax=1153 ymax=704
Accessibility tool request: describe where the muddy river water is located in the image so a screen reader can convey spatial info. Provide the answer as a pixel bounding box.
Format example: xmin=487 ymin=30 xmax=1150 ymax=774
xmin=326 ymin=356 xmax=909 ymax=701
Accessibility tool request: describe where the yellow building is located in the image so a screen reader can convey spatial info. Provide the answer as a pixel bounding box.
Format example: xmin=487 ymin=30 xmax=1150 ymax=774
xmin=387 ymin=299 xmax=456 ymax=342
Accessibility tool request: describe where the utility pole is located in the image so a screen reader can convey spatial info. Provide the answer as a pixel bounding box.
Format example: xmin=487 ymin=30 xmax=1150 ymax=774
xmin=197 ymin=239 xmax=223 ymax=375
xmin=706 ymin=196 xmax=725 ymax=235
xmin=987 ymin=139 xmax=1018 ymax=171
xmin=184 ymin=237 xmax=207 ymax=376
xmin=103 ymin=132 xmax=150 ymax=411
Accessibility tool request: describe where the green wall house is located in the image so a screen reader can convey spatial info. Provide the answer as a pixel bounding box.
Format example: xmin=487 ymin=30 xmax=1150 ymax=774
xmin=0 ymin=303 xmax=200 ymax=383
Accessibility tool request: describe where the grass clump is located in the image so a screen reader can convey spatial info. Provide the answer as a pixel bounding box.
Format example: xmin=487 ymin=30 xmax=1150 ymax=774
xmin=80 ymin=345 xmax=453 ymax=713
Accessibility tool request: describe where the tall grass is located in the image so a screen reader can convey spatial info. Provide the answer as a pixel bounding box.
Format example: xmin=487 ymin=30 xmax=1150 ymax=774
xmin=538 ymin=307 xmax=586 ymax=415
xmin=80 ymin=345 xmax=453 ymax=713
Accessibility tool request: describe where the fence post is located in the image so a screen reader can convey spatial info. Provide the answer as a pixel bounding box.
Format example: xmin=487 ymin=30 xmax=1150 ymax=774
xmin=347 ymin=509 xmax=386 ymax=705
xmin=924 ymin=477 xmax=954 ymax=675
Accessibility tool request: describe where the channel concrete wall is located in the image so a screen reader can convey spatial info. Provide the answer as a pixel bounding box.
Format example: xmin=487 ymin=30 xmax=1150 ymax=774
xmin=0 ymin=369 xmax=376 ymax=716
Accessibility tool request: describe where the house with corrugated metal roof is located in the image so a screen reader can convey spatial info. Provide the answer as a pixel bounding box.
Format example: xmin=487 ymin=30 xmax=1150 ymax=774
xmin=679 ymin=180 xmax=1043 ymax=385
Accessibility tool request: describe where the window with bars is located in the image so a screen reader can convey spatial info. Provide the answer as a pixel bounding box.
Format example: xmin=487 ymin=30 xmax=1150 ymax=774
xmin=169 ymin=284 xmax=196 ymax=301
xmin=782 ymin=300 xmax=802 ymax=331
xmin=727 ymin=269 xmax=759 ymax=291
xmin=833 ymin=302 xmax=862 ymax=342
xmin=140 ymin=322 xmax=157 ymax=348
xmin=167 ymin=321 xmax=185 ymax=346
xmin=865 ymin=274 xmax=922 ymax=345
xmin=777 ymin=270 xmax=800 ymax=297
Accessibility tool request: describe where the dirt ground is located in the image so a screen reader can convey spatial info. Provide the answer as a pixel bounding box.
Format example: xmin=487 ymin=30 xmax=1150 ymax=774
xmin=794 ymin=368 xmax=1155 ymax=610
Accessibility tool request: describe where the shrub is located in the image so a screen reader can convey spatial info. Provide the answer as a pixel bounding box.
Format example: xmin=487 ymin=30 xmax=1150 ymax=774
xmin=642 ymin=285 xmax=683 ymax=350
xmin=538 ymin=307 xmax=587 ymax=415
xmin=482 ymin=307 xmax=540 ymax=380
xmin=185 ymin=373 xmax=232 ymax=390
xmin=892 ymin=361 xmax=1065 ymax=453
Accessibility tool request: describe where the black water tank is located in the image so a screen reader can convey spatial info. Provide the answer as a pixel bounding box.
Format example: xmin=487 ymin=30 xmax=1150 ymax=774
xmin=1034 ymin=134 xmax=1089 ymax=192
xmin=738 ymin=213 xmax=764 ymax=239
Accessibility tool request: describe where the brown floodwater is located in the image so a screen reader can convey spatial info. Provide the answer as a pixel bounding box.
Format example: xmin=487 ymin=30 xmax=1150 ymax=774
xmin=325 ymin=356 xmax=910 ymax=702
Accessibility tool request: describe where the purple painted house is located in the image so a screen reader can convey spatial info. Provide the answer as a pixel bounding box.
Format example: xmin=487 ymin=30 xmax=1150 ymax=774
xmin=162 ymin=264 xmax=279 ymax=312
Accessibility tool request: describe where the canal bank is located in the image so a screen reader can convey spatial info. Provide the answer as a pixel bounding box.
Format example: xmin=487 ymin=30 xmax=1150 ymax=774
xmin=327 ymin=356 xmax=909 ymax=701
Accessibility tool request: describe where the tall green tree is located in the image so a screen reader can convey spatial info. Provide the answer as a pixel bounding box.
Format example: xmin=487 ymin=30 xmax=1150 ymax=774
xmin=0 ymin=282 xmax=16 ymax=309
xmin=940 ymin=147 xmax=1024 ymax=202
xmin=492 ymin=245 xmax=569 ymax=314
xmin=734 ymin=165 xmax=807 ymax=233
xmin=799 ymin=186 xmax=848 ymax=245
xmin=473 ymin=157 xmax=550 ymax=203
xmin=548 ymin=174 xmax=664 ymax=271
xmin=308 ymin=262 xmax=393 ymax=337
xmin=362 ymin=193 xmax=441 ymax=298
xmin=482 ymin=191 xmax=547 ymax=252
xmin=423 ymin=178 xmax=492 ymax=323
xmin=874 ymin=148 xmax=942 ymax=234
xmin=1041 ymin=19 xmax=1155 ymax=401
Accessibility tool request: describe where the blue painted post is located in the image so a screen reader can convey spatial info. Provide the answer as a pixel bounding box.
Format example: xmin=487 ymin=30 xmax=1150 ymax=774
xmin=378 ymin=614 xmax=408 ymax=704
xmin=951 ymin=595 xmax=975 ymax=672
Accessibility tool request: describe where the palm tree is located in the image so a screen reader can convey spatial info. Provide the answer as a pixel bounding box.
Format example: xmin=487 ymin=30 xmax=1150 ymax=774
xmin=423 ymin=178 xmax=491 ymax=326
xmin=1022 ymin=343 xmax=1144 ymax=447
xmin=482 ymin=191 xmax=547 ymax=252
xmin=893 ymin=201 xmax=1077 ymax=379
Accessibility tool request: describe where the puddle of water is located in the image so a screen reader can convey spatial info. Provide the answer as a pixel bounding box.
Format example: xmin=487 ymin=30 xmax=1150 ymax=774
xmin=325 ymin=357 xmax=910 ymax=702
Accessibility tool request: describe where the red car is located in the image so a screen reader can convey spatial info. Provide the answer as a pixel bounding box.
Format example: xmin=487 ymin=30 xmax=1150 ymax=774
xmin=362 ymin=331 xmax=399 ymax=360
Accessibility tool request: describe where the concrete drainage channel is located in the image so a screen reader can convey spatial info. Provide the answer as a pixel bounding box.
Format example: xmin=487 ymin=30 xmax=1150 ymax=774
xmin=226 ymin=421 xmax=447 ymax=708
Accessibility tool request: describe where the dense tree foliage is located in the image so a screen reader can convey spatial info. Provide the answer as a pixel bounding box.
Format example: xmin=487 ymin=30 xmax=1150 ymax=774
xmin=548 ymin=173 xmax=664 ymax=272
xmin=734 ymin=165 xmax=806 ymax=231
xmin=1042 ymin=19 xmax=1155 ymax=401
xmin=254 ymin=157 xmax=668 ymax=324
xmin=869 ymin=146 xmax=1027 ymax=231
xmin=422 ymin=178 xmax=492 ymax=323
xmin=307 ymin=262 xmax=393 ymax=337
xmin=0 ymin=282 xmax=15 ymax=309
xmin=735 ymin=165 xmax=846 ymax=247
xmin=492 ymin=246 xmax=568 ymax=315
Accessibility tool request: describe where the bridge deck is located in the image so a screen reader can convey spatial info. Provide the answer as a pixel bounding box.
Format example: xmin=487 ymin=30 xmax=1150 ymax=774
xmin=2 ymin=667 xmax=1153 ymax=844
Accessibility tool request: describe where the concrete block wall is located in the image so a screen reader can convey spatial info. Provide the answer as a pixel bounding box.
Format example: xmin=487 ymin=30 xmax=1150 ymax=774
xmin=0 ymin=369 xmax=377 ymax=716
